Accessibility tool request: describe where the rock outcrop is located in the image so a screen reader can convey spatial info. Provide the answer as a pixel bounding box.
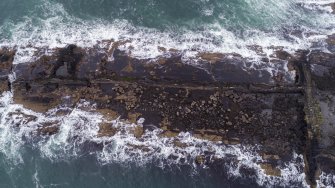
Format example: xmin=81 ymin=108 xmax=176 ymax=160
xmin=1 ymin=35 xmax=335 ymax=187
xmin=10 ymin=45 xmax=306 ymax=157
xmin=307 ymin=44 xmax=335 ymax=186
xmin=0 ymin=48 xmax=14 ymax=93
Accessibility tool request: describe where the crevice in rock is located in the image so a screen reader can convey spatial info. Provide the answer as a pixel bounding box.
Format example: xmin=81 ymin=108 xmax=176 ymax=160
xmin=301 ymin=51 xmax=323 ymax=188
xmin=7 ymin=80 xmax=12 ymax=92
xmin=25 ymin=82 xmax=31 ymax=92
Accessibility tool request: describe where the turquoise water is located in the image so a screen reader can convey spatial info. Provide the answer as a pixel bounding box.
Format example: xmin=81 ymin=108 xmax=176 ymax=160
xmin=0 ymin=0 xmax=332 ymax=31
xmin=0 ymin=1 xmax=335 ymax=187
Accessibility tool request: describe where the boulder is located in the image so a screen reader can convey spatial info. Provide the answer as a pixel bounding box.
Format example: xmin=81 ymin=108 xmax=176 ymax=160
xmin=97 ymin=123 xmax=118 ymax=137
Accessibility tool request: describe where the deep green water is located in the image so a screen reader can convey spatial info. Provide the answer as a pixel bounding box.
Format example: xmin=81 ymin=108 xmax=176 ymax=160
xmin=0 ymin=0 xmax=335 ymax=187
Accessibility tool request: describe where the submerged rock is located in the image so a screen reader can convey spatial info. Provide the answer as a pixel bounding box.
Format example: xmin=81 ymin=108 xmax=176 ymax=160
xmin=38 ymin=122 xmax=60 ymax=136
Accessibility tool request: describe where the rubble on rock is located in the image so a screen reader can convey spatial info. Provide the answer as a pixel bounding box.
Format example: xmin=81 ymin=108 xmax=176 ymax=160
xmin=1 ymin=35 xmax=334 ymax=187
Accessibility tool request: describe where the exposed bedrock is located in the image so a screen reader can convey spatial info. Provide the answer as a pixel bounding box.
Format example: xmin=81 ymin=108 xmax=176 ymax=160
xmin=0 ymin=48 xmax=15 ymax=93
xmin=1 ymin=36 xmax=335 ymax=187
xmin=307 ymin=47 xmax=335 ymax=186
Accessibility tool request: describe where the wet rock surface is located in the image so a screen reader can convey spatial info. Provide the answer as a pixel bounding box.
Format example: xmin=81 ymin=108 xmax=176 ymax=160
xmin=98 ymin=123 xmax=118 ymax=137
xmin=306 ymin=40 xmax=335 ymax=185
xmin=11 ymin=47 xmax=306 ymax=158
xmin=1 ymin=36 xmax=335 ymax=187
xmin=0 ymin=48 xmax=14 ymax=93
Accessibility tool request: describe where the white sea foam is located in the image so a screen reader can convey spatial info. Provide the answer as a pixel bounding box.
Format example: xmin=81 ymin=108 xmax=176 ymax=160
xmin=0 ymin=0 xmax=334 ymax=64
xmin=256 ymin=152 xmax=309 ymax=187
xmin=0 ymin=0 xmax=334 ymax=186
xmin=0 ymin=89 xmax=311 ymax=187
xmin=33 ymin=169 xmax=41 ymax=188
xmin=0 ymin=0 xmax=331 ymax=86
xmin=317 ymin=172 xmax=335 ymax=188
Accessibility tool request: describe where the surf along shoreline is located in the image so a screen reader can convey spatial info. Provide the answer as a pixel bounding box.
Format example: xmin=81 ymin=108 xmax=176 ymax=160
xmin=0 ymin=30 xmax=334 ymax=187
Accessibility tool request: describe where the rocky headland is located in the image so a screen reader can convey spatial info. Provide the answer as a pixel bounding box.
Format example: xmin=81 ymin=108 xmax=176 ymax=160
xmin=1 ymin=33 xmax=335 ymax=187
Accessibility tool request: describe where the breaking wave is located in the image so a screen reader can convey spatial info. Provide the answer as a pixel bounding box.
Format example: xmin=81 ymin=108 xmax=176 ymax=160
xmin=0 ymin=0 xmax=334 ymax=62
xmin=0 ymin=87 xmax=308 ymax=187
xmin=1 ymin=0 xmax=335 ymax=187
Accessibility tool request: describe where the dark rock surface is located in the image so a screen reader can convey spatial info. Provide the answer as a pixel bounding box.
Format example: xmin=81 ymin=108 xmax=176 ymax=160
xmin=0 ymin=48 xmax=14 ymax=93
xmin=9 ymin=45 xmax=305 ymax=172
xmin=1 ymin=36 xmax=335 ymax=187
xmin=306 ymin=39 xmax=335 ymax=186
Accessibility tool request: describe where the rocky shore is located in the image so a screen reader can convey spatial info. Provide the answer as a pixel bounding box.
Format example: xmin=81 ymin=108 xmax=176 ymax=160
xmin=1 ymin=33 xmax=335 ymax=187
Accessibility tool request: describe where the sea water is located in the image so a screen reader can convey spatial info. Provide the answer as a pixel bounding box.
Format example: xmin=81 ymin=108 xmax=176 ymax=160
xmin=0 ymin=0 xmax=335 ymax=187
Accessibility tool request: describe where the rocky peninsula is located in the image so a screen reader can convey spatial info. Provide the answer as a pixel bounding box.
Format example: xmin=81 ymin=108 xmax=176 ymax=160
xmin=1 ymin=32 xmax=335 ymax=187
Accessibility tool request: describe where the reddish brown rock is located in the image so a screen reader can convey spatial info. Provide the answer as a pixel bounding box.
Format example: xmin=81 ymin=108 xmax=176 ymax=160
xmin=173 ymin=140 xmax=188 ymax=148
xmin=195 ymin=155 xmax=205 ymax=165
xmin=97 ymin=123 xmax=118 ymax=137
xmin=131 ymin=126 xmax=144 ymax=139
xmin=197 ymin=52 xmax=226 ymax=63
xmin=193 ymin=130 xmax=223 ymax=142
xmin=159 ymin=130 xmax=179 ymax=138
xmin=127 ymin=144 xmax=151 ymax=152
xmin=260 ymin=163 xmax=282 ymax=177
